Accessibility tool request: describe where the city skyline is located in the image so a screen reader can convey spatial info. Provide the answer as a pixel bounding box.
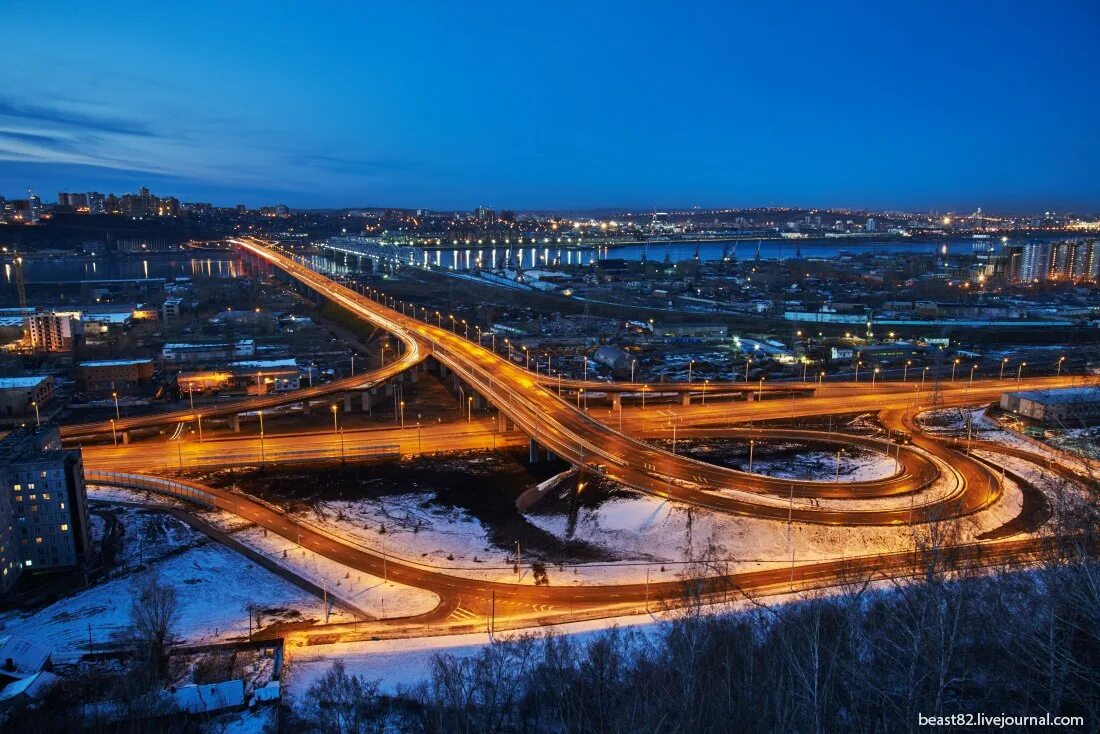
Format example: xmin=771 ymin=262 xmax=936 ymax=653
xmin=1 ymin=1 xmax=1098 ymax=211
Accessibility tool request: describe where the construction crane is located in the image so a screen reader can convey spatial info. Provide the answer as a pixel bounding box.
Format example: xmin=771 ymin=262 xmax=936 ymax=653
xmin=13 ymin=256 xmax=26 ymax=308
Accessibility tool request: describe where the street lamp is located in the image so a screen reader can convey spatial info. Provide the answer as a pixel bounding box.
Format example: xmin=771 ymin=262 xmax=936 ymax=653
xmin=702 ymin=379 xmax=709 ymax=406
xmin=904 ymin=360 xmax=912 ymax=383
xmin=258 ymin=409 xmax=266 ymax=463
xmin=31 ymin=400 xmax=39 ymax=427
xmin=748 ymin=439 xmax=755 ymax=474
xmin=188 ymin=382 xmax=194 ymax=410
xmin=854 ymin=361 xmax=863 ymax=383
xmin=331 ymin=404 xmax=339 ymax=435
xmin=1057 ymin=356 xmax=1066 ymax=377
xmin=467 ymin=396 xmax=473 ymax=422
xmin=951 ymin=358 xmax=960 ymax=382
xmin=1000 ymin=357 xmax=1009 ymax=381
xmin=1017 ymin=362 xmax=1026 ymax=383
xmin=112 ymin=391 xmax=120 ymax=421
xmin=110 ymin=418 xmax=117 ymax=446
xmin=757 ymin=377 xmax=765 ymax=402
xmin=872 ymin=367 xmax=880 ymax=390
xmin=523 ymin=346 xmax=530 ymax=370
xmin=400 ymin=400 xmax=406 ymax=429
xmin=688 ymin=359 xmax=695 ymax=385
xmin=969 ymin=364 xmax=977 ymax=389
xmin=744 ymin=357 xmax=752 ymax=382
xmin=921 ymin=367 xmax=929 ymax=391
xmin=631 ymin=359 xmax=637 ymax=383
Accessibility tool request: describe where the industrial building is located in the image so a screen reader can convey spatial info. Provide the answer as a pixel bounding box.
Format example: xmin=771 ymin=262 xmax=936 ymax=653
xmin=76 ymin=359 xmax=155 ymax=393
xmin=999 ymin=387 xmax=1100 ymax=426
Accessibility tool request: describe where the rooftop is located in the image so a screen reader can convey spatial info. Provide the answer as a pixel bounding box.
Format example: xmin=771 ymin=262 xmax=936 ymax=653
xmin=0 ymin=376 xmax=50 ymax=390
xmin=1008 ymin=387 xmax=1100 ymax=405
xmin=78 ymin=359 xmax=154 ymax=367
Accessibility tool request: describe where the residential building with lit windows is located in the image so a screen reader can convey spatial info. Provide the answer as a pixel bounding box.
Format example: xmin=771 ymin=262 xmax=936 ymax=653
xmin=0 ymin=428 xmax=91 ymax=595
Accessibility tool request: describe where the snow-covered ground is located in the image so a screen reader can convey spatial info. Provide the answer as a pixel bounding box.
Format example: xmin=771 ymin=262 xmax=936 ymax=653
xmin=284 ymin=611 xmax=671 ymax=699
xmin=87 ymin=486 xmax=439 ymax=621
xmin=0 ymin=523 xmax=347 ymax=662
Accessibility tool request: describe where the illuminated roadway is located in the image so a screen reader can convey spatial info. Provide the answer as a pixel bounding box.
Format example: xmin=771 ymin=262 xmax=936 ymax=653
xmin=224 ymin=236 xmax=1081 ymax=525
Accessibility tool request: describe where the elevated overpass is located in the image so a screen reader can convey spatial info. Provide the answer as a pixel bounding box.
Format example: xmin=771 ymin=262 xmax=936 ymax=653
xmin=229 ymin=236 xmax=1081 ymax=526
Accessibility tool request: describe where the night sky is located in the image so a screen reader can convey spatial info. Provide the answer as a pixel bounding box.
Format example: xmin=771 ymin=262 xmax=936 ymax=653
xmin=1 ymin=1 xmax=1097 ymax=211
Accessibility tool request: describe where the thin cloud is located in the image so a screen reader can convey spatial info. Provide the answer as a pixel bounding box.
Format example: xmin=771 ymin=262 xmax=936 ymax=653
xmin=0 ymin=96 xmax=158 ymax=138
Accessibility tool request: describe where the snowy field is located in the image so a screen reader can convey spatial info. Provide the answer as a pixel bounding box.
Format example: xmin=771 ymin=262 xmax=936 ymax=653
xmin=0 ymin=505 xmax=348 ymax=661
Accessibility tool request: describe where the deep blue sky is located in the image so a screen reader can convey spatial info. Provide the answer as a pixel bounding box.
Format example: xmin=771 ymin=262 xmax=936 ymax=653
xmin=1 ymin=1 xmax=1097 ymax=212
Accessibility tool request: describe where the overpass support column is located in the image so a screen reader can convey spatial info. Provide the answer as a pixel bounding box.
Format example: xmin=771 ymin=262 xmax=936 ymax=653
xmin=361 ymin=392 xmax=371 ymax=412
xmin=228 ymin=414 xmax=240 ymax=432
xmin=302 ymin=400 xmax=312 ymax=415
xmin=529 ymin=438 xmax=539 ymax=464
xmin=681 ymin=392 xmax=692 ymax=407
xmin=121 ymin=431 xmax=131 ymax=445
xmin=343 ymin=394 xmax=353 ymax=413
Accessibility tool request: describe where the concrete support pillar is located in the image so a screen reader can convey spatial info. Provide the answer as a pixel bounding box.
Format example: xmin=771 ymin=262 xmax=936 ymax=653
xmin=529 ymin=438 xmax=539 ymax=464
xmin=121 ymin=431 xmax=131 ymax=445
xmin=229 ymin=415 xmax=240 ymax=433
xmin=343 ymin=393 xmax=353 ymax=413
xmin=681 ymin=392 xmax=692 ymax=406
xmin=302 ymin=400 xmax=312 ymax=415
xmin=361 ymin=392 xmax=371 ymax=411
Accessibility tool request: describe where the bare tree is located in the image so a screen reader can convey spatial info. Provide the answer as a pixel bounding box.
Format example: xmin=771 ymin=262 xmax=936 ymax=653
xmin=129 ymin=571 xmax=179 ymax=685
xmin=302 ymin=660 xmax=385 ymax=734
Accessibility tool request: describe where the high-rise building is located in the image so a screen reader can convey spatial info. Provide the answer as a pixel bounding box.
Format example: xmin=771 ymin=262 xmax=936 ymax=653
xmin=1017 ymin=239 xmax=1099 ymax=282
xmin=86 ymin=191 xmax=105 ymax=214
xmin=0 ymin=427 xmax=91 ymax=595
xmin=23 ymin=311 xmax=84 ymax=352
xmin=475 ymin=206 xmax=495 ymax=222
xmin=865 ymin=218 xmax=876 ymax=232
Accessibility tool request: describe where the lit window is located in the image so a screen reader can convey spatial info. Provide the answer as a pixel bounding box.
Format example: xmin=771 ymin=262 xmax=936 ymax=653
xmin=41 ymin=493 xmax=49 ymax=500
xmin=24 ymin=560 xmax=31 ymax=566
xmin=13 ymin=484 xmax=20 ymax=491
xmin=59 ymin=503 xmax=65 ymax=510
xmin=34 ymin=537 xmax=42 ymax=544
xmin=27 ymin=483 xmax=34 ymax=490
xmin=60 ymin=524 xmax=68 ymax=532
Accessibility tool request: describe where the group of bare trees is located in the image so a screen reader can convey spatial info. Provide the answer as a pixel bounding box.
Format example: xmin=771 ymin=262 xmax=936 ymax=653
xmin=294 ymin=556 xmax=1098 ymax=733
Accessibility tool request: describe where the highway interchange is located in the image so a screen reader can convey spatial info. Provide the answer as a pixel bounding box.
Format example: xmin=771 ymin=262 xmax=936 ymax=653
xmin=73 ymin=235 xmax=1093 ymax=644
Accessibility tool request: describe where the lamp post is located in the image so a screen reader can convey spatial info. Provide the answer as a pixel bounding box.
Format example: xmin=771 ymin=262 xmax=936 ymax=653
xmin=188 ymin=382 xmax=194 ymax=410
xmin=31 ymin=400 xmax=39 ymax=427
xmin=702 ymin=379 xmax=709 ymax=406
xmin=258 ymin=410 xmax=266 ymax=464
xmin=467 ymin=396 xmax=473 ymax=422
xmin=417 ymin=417 xmax=422 ymax=452
xmin=688 ymin=360 xmax=694 ymax=385
xmin=854 ymin=361 xmax=862 ymax=383
xmin=112 ymin=391 xmax=120 ymax=421
xmin=951 ymin=358 xmax=960 ymax=382
xmin=757 ymin=377 xmax=765 ymax=402
xmin=381 ymin=342 xmax=390 ymax=366
xmin=641 ymin=385 xmax=648 ymax=411
xmin=904 ymin=360 xmax=911 ymax=383
xmin=1057 ymin=356 xmax=1065 ymax=377
xmin=583 ymin=357 xmax=588 ymax=381
xmin=110 ymin=418 xmax=117 ymax=446
xmin=350 ymin=353 xmax=355 ymax=376
xmin=523 ymin=346 xmax=530 ymax=370
xmin=1000 ymin=357 xmax=1009 ymax=381
xmin=631 ymin=359 xmax=636 ymax=383
xmin=748 ymin=439 xmax=755 ymax=474
xmin=969 ymin=364 xmax=977 ymax=390
xmin=921 ymin=367 xmax=928 ymax=392
xmin=331 ymin=404 xmax=339 ymax=435
xmin=197 ymin=414 xmax=203 ymax=443
xmin=744 ymin=357 xmax=752 ymax=382
xmin=400 ymin=400 xmax=405 ymax=429
xmin=1017 ymin=362 xmax=1026 ymax=384
xmin=872 ymin=367 xmax=880 ymax=391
